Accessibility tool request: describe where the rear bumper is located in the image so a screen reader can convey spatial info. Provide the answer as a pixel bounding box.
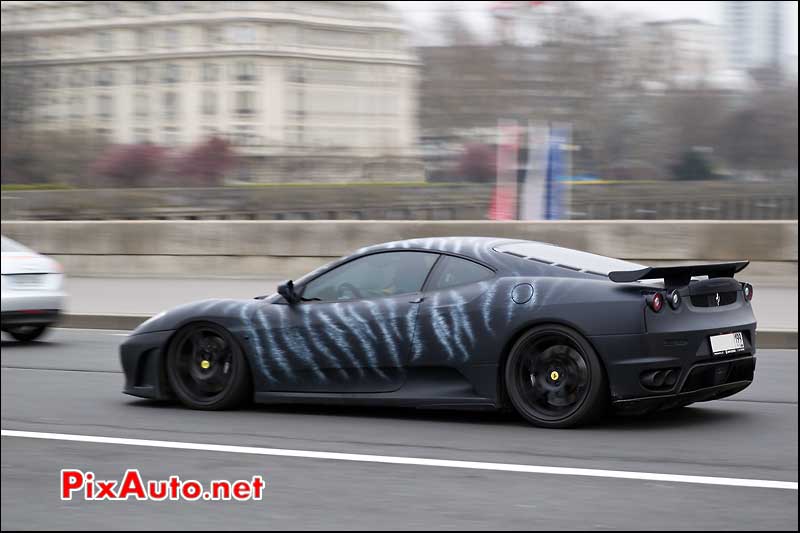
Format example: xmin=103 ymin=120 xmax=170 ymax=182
xmin=1 ymin=309 xmax=61 ymax=328
xmin=1 ymin=290 xmax=65 ymax=313
xmin=590 ymin=321 xmax=757 ymax=410
xmin=612 ymin=356 xmax=755 ymax=414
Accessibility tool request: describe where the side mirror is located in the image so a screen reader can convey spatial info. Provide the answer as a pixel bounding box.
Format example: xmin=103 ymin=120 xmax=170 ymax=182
xmin=277 ymin=280 xmax=301 ymax=305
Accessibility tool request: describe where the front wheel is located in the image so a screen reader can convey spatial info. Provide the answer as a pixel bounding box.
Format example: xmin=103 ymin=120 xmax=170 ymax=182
xmin=166 ymin=322 xmax=252 ymax=410
xmin=505 ymin=325 xmax=608 ymax=428
xmin=6 ymin=325 xmax=47 ymax=342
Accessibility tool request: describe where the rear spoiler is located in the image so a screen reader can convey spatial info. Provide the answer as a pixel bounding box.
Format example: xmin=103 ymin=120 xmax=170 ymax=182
xmin=608 ymin=261 xmax=749 ymax=288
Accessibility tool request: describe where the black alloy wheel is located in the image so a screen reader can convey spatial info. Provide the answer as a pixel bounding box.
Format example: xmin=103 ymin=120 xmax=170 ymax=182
xmin=166 ymin=322 xmax=251 ymax=410
xmin=505 ymin=324 xmax=607 ymax=428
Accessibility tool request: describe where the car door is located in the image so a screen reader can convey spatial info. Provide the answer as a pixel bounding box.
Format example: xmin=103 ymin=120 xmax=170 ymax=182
xmin=410 ymin=255 xmax=497 ymax=368
xmin=267 ymin=251 xmax=439 ymax=393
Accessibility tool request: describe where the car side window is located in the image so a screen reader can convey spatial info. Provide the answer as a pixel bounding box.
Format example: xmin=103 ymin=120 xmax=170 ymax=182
xmin=302 ymin=251 xmax=438 ymax=302
xmin=428 ymin=256 xmax=494 ymax=291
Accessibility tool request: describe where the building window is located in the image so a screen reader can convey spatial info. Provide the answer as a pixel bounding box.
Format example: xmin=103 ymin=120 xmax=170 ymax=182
xmin=93 ymin=2 xmax=111 ymax=18
xmin=62 ymin=34 xmax=78 ymax=56
xmin=32 ymin=70 xmax=45 ymax=90
xmin=135 ymin=29 xmax=152 ymax=51
xmin=97 ymin=94 xmax=113 ymax=119
xmin=164 ymin=27 xmax=180 ymax=48
xmin=163 ymin=92 xmax=178 ymax=120
xmin=203 ymin=25 xmax=221 ymax=47
xmin=232 ymin=124 xmax=259 ymax=146
xmin=69 ymin=69 xmax=88 ymax=88
xmin=44 ymin=96 xmax=60 ymax=121
xmin=34 ymin=36 xmax=48 ymax=57
xmin=68 ymin=6 xmax=82 ymax=20
xmin=162 ymin=63 xmax=181 ymax=83
xmin=134 ymin=65 xmax=150 ymax=85
xmin=164 ymin=127 xmax=180 ymax=146
xmin=287 ymin=63 xmax=306 ymax=83
xmin=202 ymin=90 xmax=217 ymax=115
xmin=110 ymin=2 xmax=126 ymax=17
xmin=96 ymin=31 xmax=113 ymax=52
xmin=202 ymin=63 xmax=220 ymax=82
xmin=226 ymin=24 xmax=257 ymax=45
xmin=134 ymin=93 xmax=149 ymax=117
xmin=234 ymin=61 xmax=256 ymax=82
xmin=96 ymin=66 xmax=114 ymax=86
xmin=35 ymin=94 xmax=48 ymax=117
xmin=3 ymin=37 xmax=20 ymax=57
xmin=234 ymin=91 xmax=256 ymax=115
xmin=15 ymin=36 xmax=28 ymax=57
xmin=69 ymin=96 xmax=84 ymax=118
xmin=134 ymin=128 xmax=151 ymax=143
xmin=42 ymin=68 xmax=60 ymax=89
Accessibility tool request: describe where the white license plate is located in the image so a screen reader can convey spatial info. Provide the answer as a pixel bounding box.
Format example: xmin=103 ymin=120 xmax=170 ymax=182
xmin=709 ymin=332 xmax=745 ymax=355
xmin=11 ymin=274 xmax=45 ymax=288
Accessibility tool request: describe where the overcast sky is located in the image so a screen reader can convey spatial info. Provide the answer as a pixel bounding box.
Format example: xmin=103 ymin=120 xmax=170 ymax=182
xmin=391 ymin=1 xmax=799 ymax=55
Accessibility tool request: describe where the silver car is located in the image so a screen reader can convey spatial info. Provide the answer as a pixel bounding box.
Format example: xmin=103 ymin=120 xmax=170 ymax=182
xmin=1 ymin=236 xmax=66 ymax=341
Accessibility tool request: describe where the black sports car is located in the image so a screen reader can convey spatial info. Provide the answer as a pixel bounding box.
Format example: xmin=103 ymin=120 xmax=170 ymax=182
xmin=121 ymin=237 xmax=757 ymax=428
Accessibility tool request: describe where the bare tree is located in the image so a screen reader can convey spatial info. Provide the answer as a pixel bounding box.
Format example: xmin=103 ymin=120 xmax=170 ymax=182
xmin=1 ymin=61 xmax=37 ymax=183
xmin=717 ymin=84 xmax=799 ymax=176
xmin=436 ymin=6 xmax=479 ymax=46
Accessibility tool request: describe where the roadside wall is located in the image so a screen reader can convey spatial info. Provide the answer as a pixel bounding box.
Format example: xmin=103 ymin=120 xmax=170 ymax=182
xmin=2 ymin=220 xmax=796 ymax=284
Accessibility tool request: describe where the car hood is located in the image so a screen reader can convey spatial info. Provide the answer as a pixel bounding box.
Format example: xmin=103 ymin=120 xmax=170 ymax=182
xmin=132 ymin=298 xmax=259 ymax=335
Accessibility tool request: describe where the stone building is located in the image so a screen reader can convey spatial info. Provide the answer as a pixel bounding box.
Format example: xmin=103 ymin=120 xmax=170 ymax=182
xmin=0 ymin=1 xmax=421 ymax=182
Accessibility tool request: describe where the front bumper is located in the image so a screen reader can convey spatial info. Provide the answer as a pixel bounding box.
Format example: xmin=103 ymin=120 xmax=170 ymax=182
xmin=120 ymin=329 xmax=175 ymax=400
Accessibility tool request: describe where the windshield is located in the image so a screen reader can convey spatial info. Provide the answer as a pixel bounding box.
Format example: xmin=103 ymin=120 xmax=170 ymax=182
xmin=1 ymin=236 xmax=31 ymax=253
xmin=495 ymin=241 xmax=644 ymax=276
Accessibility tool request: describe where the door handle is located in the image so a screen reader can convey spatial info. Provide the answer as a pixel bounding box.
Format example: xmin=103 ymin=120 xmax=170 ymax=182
xmin=409 ymin=297 xmax=425 ymax=304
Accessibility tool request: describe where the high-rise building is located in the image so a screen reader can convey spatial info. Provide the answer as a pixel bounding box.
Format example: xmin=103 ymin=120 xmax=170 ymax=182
xmin=0 ymin=1 xmax=420 ymax=182
xmin=723 ymin=1 xmax=785 ymax=73
xmin=642 ymin=19 xmax=724 ymax=88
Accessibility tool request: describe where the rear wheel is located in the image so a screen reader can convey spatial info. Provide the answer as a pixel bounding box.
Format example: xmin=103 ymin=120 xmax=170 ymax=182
xmin=166 ymin=322 xmax=251 ymax=410
xmin=505 ymin=325 xmax=607 ymax=428
xmin=6 ymin=325 xmax=47 ymax=342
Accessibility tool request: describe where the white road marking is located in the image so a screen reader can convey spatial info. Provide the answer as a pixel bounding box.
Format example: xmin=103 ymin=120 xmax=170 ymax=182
xmin=2 ymin=429 xmax=797 ymax=491
xmin=51 ymin=328 xmax=131 ymax=334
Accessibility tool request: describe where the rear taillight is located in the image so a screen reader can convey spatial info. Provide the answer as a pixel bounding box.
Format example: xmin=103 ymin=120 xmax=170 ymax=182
xmin=647 ymin=292 xmax=664 ymax=313
xmin=668 ymin=289 xmax=681 ymax=309
xmin=743 ymin=283 xmax=754 ymax=302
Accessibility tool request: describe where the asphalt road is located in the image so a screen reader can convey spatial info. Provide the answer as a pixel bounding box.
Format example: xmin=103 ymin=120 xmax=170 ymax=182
xmin=1 ymin=329 xmax=798 ymax=530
